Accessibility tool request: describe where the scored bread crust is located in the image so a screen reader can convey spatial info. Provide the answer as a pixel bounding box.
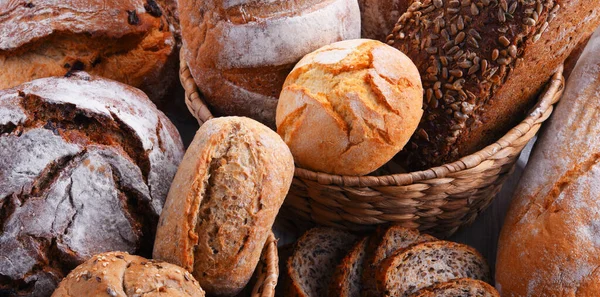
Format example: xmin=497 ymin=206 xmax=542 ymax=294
xmin=180 ymin=0 xmax=361 ymax=127
xmin=408 ymin=278 xmax=499 ymax=297
xmin=358 ymin=0 xmax=412 ymax=41
xmin=328 ymin=236 xmax=370 ymax=297
xmin=51 ymin=251 xmax=205 ymax=297
xmin=376 ymin=241 xmax=490 ymax=297
xmin=153 ymin=117 xmax=294 ymax=297
xmin=389 ymin=0 xmax=600 ymax=170
xmin=0 ymin=0 xmax=177 ymax=103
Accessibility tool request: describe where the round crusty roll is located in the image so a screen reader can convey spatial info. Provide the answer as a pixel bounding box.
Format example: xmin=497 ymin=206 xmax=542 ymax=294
xmin=276 ymin=39 xmax=423 ymax=176
xmin=51 ymin=251 xmax=205 ymax=297
xmin=0 ymin=0 xmax=177 ymax=103
xmin=179 ymin=0 xmax=361 ymax=128
xmin=153 ymin=117 xmax=294 ymax=296
xmin=358 ymin=0 xmax=411 ymax=41
xmin=0 ymin=73 xmax=184 ymax=297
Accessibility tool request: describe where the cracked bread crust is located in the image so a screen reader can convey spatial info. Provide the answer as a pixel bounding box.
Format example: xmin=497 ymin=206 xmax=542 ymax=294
xmin=276 ymin=39 xmax=423 ymax=176
xmin=51 ymin=251 xmax=205 ymax=297
xmin=153 ymin=117 xmax=294 ymax=297
xmin=0 ymin=0 xmax=177 ymax=103
xmin=0 ymin=73 xmax=184 ymax=297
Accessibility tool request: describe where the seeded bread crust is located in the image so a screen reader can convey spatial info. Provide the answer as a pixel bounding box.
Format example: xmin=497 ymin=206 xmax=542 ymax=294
xmin=286 ymin=228 xmax=358 ymax=297
xmin=408 ymin=278 xmax=499 ymax=297
xmin=0 ymin=0 xmax=177 ymax=103
xmin=389 ymin=0 xmax=600 ymax=170
xmin=51 ymin=251 xmax=205 ymax=297
xmin=153 ymin=117 xmax=294 ymax=297
xmin=358 ymin=0 xmax=412 ymax=41
xmin=328 ymin=236 xmax=369 ymax=297
xmin=376 ymin=241 xmax=490 ymax=297
xmin=0 ymin=73 xmax=184 ymax=297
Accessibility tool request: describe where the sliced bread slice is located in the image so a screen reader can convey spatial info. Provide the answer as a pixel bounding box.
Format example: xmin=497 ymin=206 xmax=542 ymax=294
xmin=362 ymin=226 xmax=435 ymax=297
xmin=286 ymin=227 xmax=357 ymax=297
xmin=376 ymin=241 xmax=490 ymax=297
xmin=328 ymin=236 xmax=369 ymax=297
xmin=408 ymin=278 xmax=499 ymax=297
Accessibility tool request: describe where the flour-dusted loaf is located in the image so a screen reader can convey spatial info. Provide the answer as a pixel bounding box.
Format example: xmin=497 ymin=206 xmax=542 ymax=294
xmin=328 ymin=236 xmax=369 ymax=297
xmin=276 ymin=39 xmax=424 ymax=176
xmin=180 ymin=0 xmax=361 ymax=128
xmin=408 ymin=278 xmax=499 ymax=297
xmin=496 ymin=27 xmax=600 ymax=297
xmin=286 ymin=228 xmax=358 ymax=297
xmin=153 ymin=117 xmax=294 ymax=297
xmin=0 ymin=73 xmax=184 ymax=297
xmin=51 ymin=251 xmax=204 ymax=297
xmin=377 ymin=241 xmax=490 ymax=297
xmin=0 ymin=0 xmax=177 ymax=103
xmin=358 ymin=0 xmax=411 ymax=41
xmin=389 ymin=0 xmax=600 ymax=170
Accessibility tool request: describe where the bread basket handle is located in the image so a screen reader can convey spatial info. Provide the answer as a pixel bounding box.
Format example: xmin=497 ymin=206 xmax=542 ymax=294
xmin=179 ymin=48 xmax=214 ymax=126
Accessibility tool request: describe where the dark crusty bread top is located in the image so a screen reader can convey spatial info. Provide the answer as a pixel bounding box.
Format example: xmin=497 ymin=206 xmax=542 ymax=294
xmin=0 ymin=73 xmax=184 ymax=297
xmin=408 ymin=278 xmax=499 ymax=297
xmin=377 ymin=241 xmax=490 ymax=297
xmin=51 ymin=251 xmax=205 ymax=297
xmin=287 ymin=227 xmax=358 ymax=297
xmin=328 ymin=236 xmax=369 ymax=297
xmin=389 ymin=0 xmax=600 ymax=170
xmin=0 ymin=0 xmax=166 ymax=51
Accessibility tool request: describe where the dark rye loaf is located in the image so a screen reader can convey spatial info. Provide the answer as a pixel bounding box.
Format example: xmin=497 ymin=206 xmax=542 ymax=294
xmin=389 ymin=0 xmax=600 ymax=170
xmin=0 ymin=73 xmax=184 ymax=297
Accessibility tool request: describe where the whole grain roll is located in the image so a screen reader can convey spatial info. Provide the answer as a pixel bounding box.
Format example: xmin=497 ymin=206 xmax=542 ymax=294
xmin=153 ymin=117 xmax=294 ymax=296
xmin=389 ymin=0 xmax=600 ymax=170
xmin=51 ymin=251 xmax=205 ymax=297
xmin=358 ymin=0 xmax=412 ymax=41
xmin=0 ymin=0 xmax=177 ymax=103
xmin=276 ymin=39 xmax=423 ymax=176
xmin=0 ymin=73 xmax=184 ymax=297
xmin=180 ymin=0 xmax=361 ymax=128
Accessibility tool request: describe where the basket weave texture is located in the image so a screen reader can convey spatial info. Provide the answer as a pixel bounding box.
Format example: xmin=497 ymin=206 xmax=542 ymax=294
xmin=180 ymin=53 xmax=564 ymax=237
xmin=250 ymin=232 xmax=278 ymax=297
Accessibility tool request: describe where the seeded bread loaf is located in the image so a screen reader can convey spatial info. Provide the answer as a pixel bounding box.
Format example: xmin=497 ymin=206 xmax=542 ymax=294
xmin=328 ymin=237 xmax=369 ymax=297
xmin=376 ymin=241 xmax=490 ymax=297
xmin=153 ymin=117 xmax=294 ymax=297
xmin=495 ymin=27 xmax=600 ymax=297
xmin=0 ymin=73 xmax=184 ymax=297
xmin=389 ymin=0 xmax=600 ymax=170
xmin=180 ymin=0 xmax=361 ymax=128
xmin=362 ymin=226 xmax=435 ymax=297
xmin=286 ymin=228 xmax=358 ymax=297
xmin=358 ymin=0 xmax=411 ymax=41
xmin=51 ymin=251 xmax=205 ymax=297
xmin=408 ymin=278 xmax=499 ymax=297
xmin=0 ymin=0 xmax=178 ymax=103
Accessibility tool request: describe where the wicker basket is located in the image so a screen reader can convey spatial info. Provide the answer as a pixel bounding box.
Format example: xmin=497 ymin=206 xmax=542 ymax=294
xmin=250 ymin=232 xmax=279 ymax=297
xmin=180 ymin=53 xmax=565 ymax=237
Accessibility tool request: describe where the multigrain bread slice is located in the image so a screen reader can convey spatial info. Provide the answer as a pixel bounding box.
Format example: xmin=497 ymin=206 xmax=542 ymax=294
xmin=377 ymin=241 xmax=490 ymax=297
xmin=408 ymin=278 xmax=499 ymax=297
xmin=286 ymin=228 xmax=357 ymax=297
xmin=328 ymin=236 xmax=370 ymax=297
xmin=362 ymin=226 xmax=436 ymax=297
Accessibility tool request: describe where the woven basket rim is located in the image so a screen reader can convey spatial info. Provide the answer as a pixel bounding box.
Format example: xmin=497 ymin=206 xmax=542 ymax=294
xmin=251 ymin=232 xmax=278 ymax=297
xmin=179 ymin=51 xmax=564 ymax=188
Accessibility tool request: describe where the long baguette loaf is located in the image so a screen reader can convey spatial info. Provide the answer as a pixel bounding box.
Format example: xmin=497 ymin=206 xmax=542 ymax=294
xmin=496 ymin=27 xmax=600 ymax=296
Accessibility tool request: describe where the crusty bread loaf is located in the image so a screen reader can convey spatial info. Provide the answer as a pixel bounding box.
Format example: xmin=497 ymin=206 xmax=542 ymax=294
xmin=153 ymin=117 xmax=294 ymax=296
xmin=286 ymin=228 xmax=358 ymax=297
xmin=51 ymin=251 xmax=205 ymax=297
xmin=377 ymin=241 xmax=490 ymax=297
xmin=358 ymin=0 xmax=411 ymax=41
xmin=0 ymin=73 xmax=184 ymax=297
xmin=328 ymin=236 xmax=369 ymax=297
xmin=362 ymin=226 xmax=434 ymax=297
xmin=408 ymin=278 xmax=499 ymax=297
xmin=496 ymin=27 xmax=600 ymax=297
xmin=0 ymin=0 xmax=178 ymax=103
xmin=389 ymin=0 xmax=600 ymax=170
xmin=180 ymin=0 xmax=361 ymax=128
xmin=276 ymin=39 xmax=423 ymax=176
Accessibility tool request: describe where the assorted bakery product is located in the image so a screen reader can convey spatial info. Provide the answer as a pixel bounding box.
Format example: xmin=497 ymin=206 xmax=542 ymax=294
xmin=328 ymin=237 xmax=369 ymax=297
xmin=358 ymin=0 xmax=411 ymax=41
xmin=179 ymin=0 xmax=361 ymax=127
xmin=276 ymin=39 xmax=424 ymax=176
xmin=496 ymin=27 xmax=600 ymax=296
xmin=0 ymin=0 xmax=178 ymax=103
xmin=408 ymin=278 xmax=499 ymax=297
xmin=51 ymin=251 xmax=205 ymax=297
xmin=389 ymin=0 xmax=600 ymax=170
xmin=0 ymin=73 xmax=184 ymax=296
xmin=153 ymin=117 xmax=294 ymax=296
